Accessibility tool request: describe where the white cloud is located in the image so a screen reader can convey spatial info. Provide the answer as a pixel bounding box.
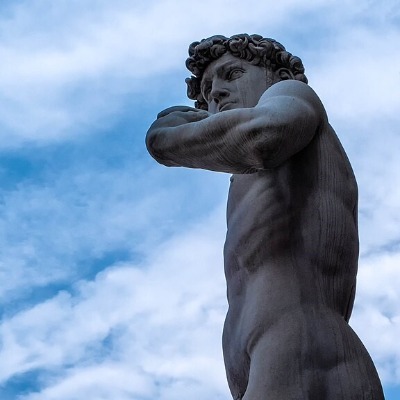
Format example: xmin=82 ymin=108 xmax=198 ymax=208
xmin=19 ymin=364 xmax=156 ymax=400
xmin=309 ymin=27 xmax=400 ymax=122
xmin=0 ymin=164 xmax=194 ymax=301
xmin=0 ymin=204 xmax=230 ymax=399
xmin=351 ymin=251 xmax=400 ymax=384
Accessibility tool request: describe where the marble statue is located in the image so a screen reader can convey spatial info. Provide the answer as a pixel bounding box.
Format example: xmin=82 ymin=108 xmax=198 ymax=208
xmin=146 ymin=34 xmax=384 ymax=399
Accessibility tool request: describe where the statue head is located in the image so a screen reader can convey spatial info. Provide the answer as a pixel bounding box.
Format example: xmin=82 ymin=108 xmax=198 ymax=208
xmin=185 ymin=34 xmax=308 ymax=111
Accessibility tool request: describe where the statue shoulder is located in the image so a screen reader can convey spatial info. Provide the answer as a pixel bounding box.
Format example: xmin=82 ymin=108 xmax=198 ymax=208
xmin=257 ymin=80 xmax=327 ymax=120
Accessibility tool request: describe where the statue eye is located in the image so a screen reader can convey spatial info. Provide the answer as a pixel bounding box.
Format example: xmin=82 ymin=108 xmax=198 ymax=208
xmin=228 ymin=68 xmax=244 ymax=80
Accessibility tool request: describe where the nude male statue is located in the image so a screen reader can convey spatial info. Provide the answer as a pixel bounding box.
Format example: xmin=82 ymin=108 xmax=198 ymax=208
xmin=146 ymin=34 xmax=384 ymax=399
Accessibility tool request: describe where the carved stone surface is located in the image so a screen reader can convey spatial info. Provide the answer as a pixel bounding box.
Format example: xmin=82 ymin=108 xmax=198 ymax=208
xmin=146 ymin=34 xmax=384 ymax=399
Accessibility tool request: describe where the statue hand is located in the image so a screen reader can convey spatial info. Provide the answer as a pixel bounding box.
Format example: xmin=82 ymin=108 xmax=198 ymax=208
xmin=146 ymin=106 xmax=211 ymax=164
xmin=152 ymin=106 xmax=211 ymax=129
xmin=157 ymin=105 xmax=210 ymax=119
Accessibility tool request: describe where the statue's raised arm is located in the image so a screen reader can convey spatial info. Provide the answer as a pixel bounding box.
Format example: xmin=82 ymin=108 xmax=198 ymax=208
xmin=146 ymin=79 xmax=324 ymax=173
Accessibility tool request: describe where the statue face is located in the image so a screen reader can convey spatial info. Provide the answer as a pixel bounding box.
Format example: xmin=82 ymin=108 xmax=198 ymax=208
xmin=200 ymin=53 xmax=270 ymax=114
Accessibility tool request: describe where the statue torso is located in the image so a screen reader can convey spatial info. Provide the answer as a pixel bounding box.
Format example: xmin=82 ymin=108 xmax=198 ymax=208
xmin=223 ymin=122 xmax=359 ymax=344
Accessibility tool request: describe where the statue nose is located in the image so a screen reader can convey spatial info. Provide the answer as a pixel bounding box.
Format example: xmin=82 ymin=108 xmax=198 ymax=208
xmin=211 ymin=86 xmax=229 ymax=104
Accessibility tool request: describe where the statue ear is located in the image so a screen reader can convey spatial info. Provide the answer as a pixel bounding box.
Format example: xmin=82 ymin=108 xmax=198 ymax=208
xmin=276 ymin=68 xmax=295 ymax=81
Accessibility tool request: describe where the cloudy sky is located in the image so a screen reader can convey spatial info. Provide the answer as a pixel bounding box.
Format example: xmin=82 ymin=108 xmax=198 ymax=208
xmin=0 ymin=0 xmax=399 ymax=399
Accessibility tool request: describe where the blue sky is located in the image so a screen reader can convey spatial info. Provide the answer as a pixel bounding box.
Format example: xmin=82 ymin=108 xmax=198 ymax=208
xmin=0 ymin=0 xmax=399 ymax=399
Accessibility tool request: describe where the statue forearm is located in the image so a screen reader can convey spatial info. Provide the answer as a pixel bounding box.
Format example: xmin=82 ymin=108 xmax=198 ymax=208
xmin=146 ymin=107 xmax=272 ymax=173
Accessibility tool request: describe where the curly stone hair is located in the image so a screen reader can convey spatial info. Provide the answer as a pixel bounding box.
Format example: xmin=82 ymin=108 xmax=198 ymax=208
xmin=185 ymin=34 xmax=308 ymax=110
